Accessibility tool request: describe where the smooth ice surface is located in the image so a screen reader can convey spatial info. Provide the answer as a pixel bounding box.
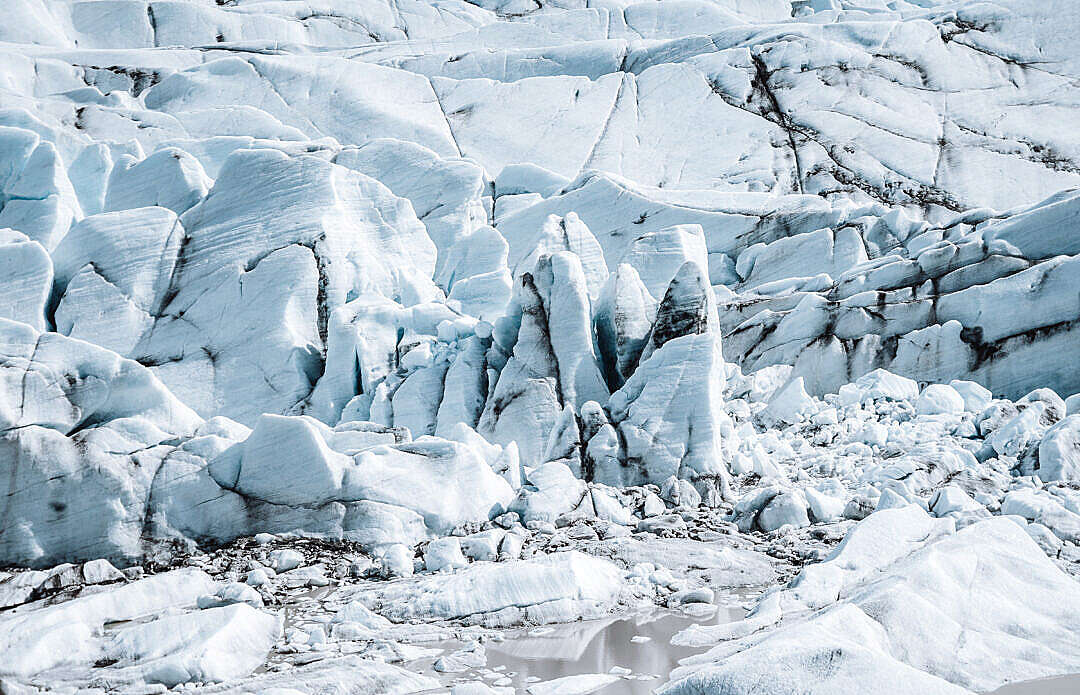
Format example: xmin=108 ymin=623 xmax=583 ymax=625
xmin=661 ymin=510 xmax=1080 ymax=694
xmin=989 ymin=675 xmax=1080 ymax=695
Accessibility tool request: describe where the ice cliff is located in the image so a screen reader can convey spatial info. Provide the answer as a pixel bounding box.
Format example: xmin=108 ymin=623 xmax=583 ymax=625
xmin=1 ymin=0 xmax=1079 ymax=693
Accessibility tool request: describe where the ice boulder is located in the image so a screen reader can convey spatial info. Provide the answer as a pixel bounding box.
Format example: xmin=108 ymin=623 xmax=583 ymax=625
xmin=840 ymin=369 xmax=919 ymax=405
xmin=346 ymin=439 xmax=515 ymax=535
xmin=986 ymin=403 xmax=1050 ymax=458
xmin=1038 ymin=415 xmax=1080 ymax=482
xmin=662 ymin=604 xmax=972 ymax=695
xmin=527 ymin=674 xmax=620 ymax=695
xmin=197 ymin=655 xmax=439 ymax=694
xmin=356 ymin=551 xmax=628 ymax=624
xmin=928 ymin=485 xmax=984 ymax=518
xmin=230 ymin=417 xmax=515 ymax=537
xmin=424 ymin=537 xmax=469 ymax=572
xmin=1000 ymin=489 xmax=1080 ymax=543
xmin=0 ymin=569 xmax=217 ymax=678
xmin=232 ymin=414 xmax=352 ymax=507
xmin=757 ymin=490 xmax=811 ymax=533
xmin=511 ymin=461 xmax=588 ymax=523
xmin=760 ymin=377 xmax=817 ymax=426
xmin=916 ymin=384 xmax=965 ymax=416
xmin=790 ymin=506 xmax=955 ymax=610
xmin=805 ymin=487 xmax=845 ymax=523
xmin=950 ymin=380 xmax=993 ymax=413
xmin=101 ymin=603 xmax=281 ymax=686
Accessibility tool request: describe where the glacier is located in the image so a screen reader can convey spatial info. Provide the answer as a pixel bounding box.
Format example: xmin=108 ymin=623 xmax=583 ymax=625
xmin=0 ymin=0 xmax=1079 ymax=693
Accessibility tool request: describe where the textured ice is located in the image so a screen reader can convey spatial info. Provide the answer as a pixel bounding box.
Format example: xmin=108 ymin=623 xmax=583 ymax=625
xmin=662 ymin=510 xmax=1080 ymax=693
xmin=0 ymin=569 xmax=226 ymax=680
xmin=2 ymin=0 xmax=1080 ymax=692
xmin=353 ymin=551 xmax=628 ymax=624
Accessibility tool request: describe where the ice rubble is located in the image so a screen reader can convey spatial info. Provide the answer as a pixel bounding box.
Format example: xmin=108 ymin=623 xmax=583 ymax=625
xmin=1 ymin=0 xmax=1080 ymax=692
xmin=4 ymin=306 xmax=1080 ymax=691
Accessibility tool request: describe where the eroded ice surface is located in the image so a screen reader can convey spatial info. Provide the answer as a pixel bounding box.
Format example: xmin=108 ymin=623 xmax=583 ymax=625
xmin=1 ymin=0 xmax=1080 ymax=693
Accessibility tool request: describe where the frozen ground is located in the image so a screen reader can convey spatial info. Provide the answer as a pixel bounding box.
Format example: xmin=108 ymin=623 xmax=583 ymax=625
xmin=1 ymin=0 xmax=1080 ymax=693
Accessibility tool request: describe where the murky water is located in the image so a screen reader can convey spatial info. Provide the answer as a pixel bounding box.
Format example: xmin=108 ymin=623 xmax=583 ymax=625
xmin=414 ymin=603 xmax=1080 ymax=695
xmin=418 ymin=603 xmax=746 ymax=693
xmin=488 ymin=607 xmax=744 ymax=693
xmin=986 ymin=674 xmax=1080 ymax=695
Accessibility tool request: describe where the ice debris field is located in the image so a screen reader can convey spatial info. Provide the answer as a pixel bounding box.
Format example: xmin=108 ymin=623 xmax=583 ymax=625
xmin=1 ymin=0 xmax=1080 ymax=693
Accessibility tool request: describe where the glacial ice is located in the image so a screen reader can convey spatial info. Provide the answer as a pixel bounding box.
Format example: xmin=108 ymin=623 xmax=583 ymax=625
xmin=1 ymin=0 xmax=1079 ymax=692
xmin=662 ymin=510 xmax=1080 ymax=693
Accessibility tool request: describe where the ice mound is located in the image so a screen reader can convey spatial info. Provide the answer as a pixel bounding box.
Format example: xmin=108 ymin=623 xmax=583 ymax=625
xmin=663 ymin=509 xmax=1080 ymax=693
xmin=0 ymin=568 xmax=281 ymax=688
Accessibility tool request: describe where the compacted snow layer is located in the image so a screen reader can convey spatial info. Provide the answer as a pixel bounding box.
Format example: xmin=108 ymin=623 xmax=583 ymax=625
xmin=2 ymin=0 xmax=1080 ymax=693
